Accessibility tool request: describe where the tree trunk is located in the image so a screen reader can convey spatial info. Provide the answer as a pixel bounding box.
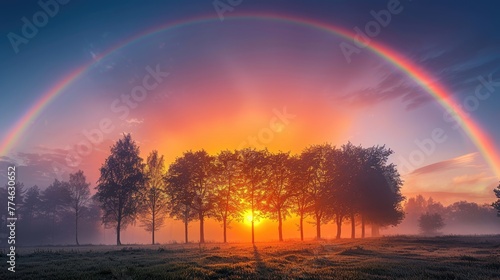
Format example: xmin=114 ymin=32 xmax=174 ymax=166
xmin=371 ymin=224 xmax=380 ymax=237
xmin=350 ymin=213 xmax=355 ymax=239
xmin=152 ymin=218 xmax=155 ymax=245
xmin=75 ymin=210 xmax=79 ymax=246
xmin=316 ymin=213 xmax=321 ymax=240
xmin=223 ymin=216 xmax=227 ymax=243
xmin=336 ymin=215 xmax=342 ymax=239
xmin=199 ymin=211 xmax=205 ymax=244
xmin=299 ymin=213 xmax=304 ymax=241
xmin=152 ymin=204 xmax=156 ymax=245
xmin=184 ymin=219 xmax=189 ymax=244
xmin=251 ymin=220 xmax=255 ymax=243
xmin=278 ymin=209 xmax=283 ymax=242
xmin=361 ymin=215 xmax=365 ymax=238
xmin=224 ymin=178 xmax=230 ymax=244
xmin=116 ymin=222 xmax=121 ymax=246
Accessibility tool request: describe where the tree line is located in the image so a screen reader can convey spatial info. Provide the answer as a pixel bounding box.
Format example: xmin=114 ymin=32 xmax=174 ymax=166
xmin=95 ymin=134 xmax=405 ymax=245
xmin=402 ymin=194 xmax=500 ymax=235
xmin=0 ymin=172 xmax=100 ymax=245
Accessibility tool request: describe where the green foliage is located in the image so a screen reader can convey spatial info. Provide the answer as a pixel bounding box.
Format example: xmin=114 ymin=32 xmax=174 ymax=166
xmin=211 ymin=150 xmax=243 ymax=242
xmin=95 ymin=133 xmax=145 ymax=245
xmin=493 ymin=182 xmax=500 ymax=217
xmin=138 ymin=150 xmax=169 ymax=244
xmin=165 ymin=149 xmax=217 ymax=243
xmin=418 ymin=212 xmax=445 ymax=235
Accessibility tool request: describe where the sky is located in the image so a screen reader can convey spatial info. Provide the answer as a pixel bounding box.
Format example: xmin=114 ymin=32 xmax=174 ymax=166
xmin=1 ymin=0 xmax=500 ymax=243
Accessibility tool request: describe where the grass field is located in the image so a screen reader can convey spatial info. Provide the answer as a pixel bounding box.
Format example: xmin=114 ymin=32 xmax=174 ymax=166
xmin=1 ymin=236 xmax=500 ymax=279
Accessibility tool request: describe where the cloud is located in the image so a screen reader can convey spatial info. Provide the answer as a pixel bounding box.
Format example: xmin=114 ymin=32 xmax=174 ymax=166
xmin=410 ymin=152 xmax=478 ymax=176
xmin=451 ymin=172 xmax=491 ymax=186
xmin=0 ymin=149 xmax=75 ymax=188
xmin=125 ymin=118 xmax=144 ymax=125
xmin=341 ymin=67 xmax=433 ymax=111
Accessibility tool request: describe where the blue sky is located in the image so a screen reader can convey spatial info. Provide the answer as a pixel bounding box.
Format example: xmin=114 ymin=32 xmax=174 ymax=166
xmin=1 ymin=0 xmax=499 ymax=204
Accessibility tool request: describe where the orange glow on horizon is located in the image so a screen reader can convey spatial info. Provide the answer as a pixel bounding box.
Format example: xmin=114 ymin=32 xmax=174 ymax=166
xmin=244 ymin=210 xmax=262 ymax=226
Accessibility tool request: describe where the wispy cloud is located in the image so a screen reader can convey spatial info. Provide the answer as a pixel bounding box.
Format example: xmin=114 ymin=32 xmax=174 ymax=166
xmin=451 ymin=172 xmax=491 ymax=186
xmin=341 ymin=67 xmax=433 ymax=111
xmin=410 ymin=152 xmax=478 ymax=176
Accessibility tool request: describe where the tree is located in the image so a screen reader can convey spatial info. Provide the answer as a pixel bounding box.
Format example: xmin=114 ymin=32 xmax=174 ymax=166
xmin=189 ymin=151 xmax=217 ymax=243
xmin=264 ymin=151 xmax=294 ymax=242
xmin=19 ymin=186 xmax=43 ymax=244
xmin=324 ymin=149 xmax=350 ymax=240
xmin=20 ymin=185 xmax=42 ymax=223
xmin=418 ymin=212 xmax=445 ymax=235
xmin=211 ymin=150 xmax=242 ymax=243
xmin=139 ymin=150 xmax=169 ymax=245
xmin=239 ymin=148 xmax=269 ymax=243
xmin=164 ymin=153 xmax=197 ymax=243
xmin=95 ymin=133 xmax=145 ymax=245
xmin=493 ymin=182 xmax=500 ymax=217
xmin=41 ymin=179 xmax=72 ymax=244
xmin=300 ymin=144 xmax=333 ymax=239
xmin=68 ymin=170 xmax=91 ymax=246
xmin=356 ymin=145 xmax=405 ymax=237
xmin=289 ymin=155 xmax=313 ymax=241
xmin=168 ymin=150 xmax=217 ymax=243
xmin=330 ymin=143 xmax=404 ymax=239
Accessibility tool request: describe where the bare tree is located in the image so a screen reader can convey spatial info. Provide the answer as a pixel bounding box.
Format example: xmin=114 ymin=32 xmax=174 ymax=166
xmin=139 ymin=150 xmax=169 ymax=245
xmin=68 ymin=170 xmax=91 ymax=246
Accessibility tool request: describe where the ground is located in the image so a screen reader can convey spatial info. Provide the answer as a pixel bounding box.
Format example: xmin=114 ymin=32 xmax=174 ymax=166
xmin=1 ymin=236 xmax=500 ymax=279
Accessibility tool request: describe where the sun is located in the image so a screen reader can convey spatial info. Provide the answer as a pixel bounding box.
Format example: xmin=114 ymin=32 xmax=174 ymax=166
xmin=243 ymin=210 xmax=261 ymax=226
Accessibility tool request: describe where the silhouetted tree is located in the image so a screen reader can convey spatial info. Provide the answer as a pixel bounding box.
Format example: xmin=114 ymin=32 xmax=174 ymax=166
xmin=264 ymin=151 xmax=294 ymax=242
xmin=139 ymin=150 xmax=168 ymax=245
xmin=356 ymin=145 xmax=404 ymax=237
xmin=211 ymin=150 xmax=242 ymax=243
xmin=300 ymin=144 xmax=333 ymax=239
xmin=324 ymin=147 xmax=350 ymax=239
xmin=19 ymin=185 xmax=43 ymax=244
xmin=42 ymin=179 xmax=72 ymax=244
xmin=418 ymin=212 xmax=445 ymax=235
xmin=95 ymin=134 xmax=145 ymax=245
xmin=239 ymin=148 xmax=269 ymax=243
xmin=167 ymin=150 xmax=216 ymax=243
xmin=20 ymin=185 xmax=42 ymax=224
xmin=165 ymin=153 xmax=197 ymax=243
xmin=68 ymin=170 xmax=91 ymax=246
xmin=289 ymin=156 xmax=313 ymax=241
xmin=493 ymin=182 xmax=500 ymax=217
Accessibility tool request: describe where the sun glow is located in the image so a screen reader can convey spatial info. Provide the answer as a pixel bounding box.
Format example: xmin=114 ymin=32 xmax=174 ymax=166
xmin=243 ymin=210 xmax=261 ymax=226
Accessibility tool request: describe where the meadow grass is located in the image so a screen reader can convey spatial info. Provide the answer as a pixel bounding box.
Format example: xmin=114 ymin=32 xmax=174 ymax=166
xmin=1 ymin=235 xmax=499 ymax=279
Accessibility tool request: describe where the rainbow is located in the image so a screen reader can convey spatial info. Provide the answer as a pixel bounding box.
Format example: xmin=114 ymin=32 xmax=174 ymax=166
xmin=2 ymin=13 xmax=499 ymax=177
